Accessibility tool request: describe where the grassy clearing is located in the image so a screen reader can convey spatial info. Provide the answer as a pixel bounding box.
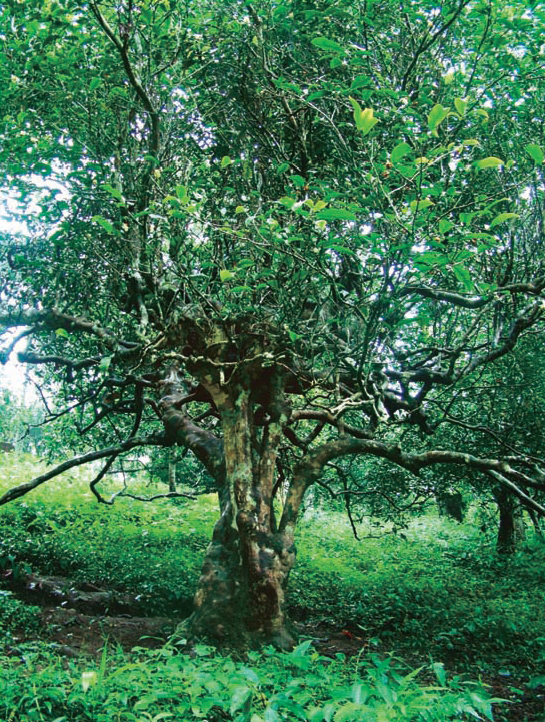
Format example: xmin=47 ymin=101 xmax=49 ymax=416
xmin=292 ymin=512 xmax=545 ymax=674
xmin=1 ymin=454 xmax=544 ymax=720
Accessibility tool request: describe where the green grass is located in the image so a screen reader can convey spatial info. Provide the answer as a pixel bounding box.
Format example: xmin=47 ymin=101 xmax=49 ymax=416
xmin=291 ymin=512 xmax=545 ymax=673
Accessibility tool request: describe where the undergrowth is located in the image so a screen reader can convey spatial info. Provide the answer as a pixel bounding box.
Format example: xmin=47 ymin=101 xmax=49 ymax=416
xmin=291 ymin=512 xmax=545 ymax=674
xmin=1 ymin=453 xmax=544 ymax=720
xmin=1 ymin=638 xmax=502 ymax=721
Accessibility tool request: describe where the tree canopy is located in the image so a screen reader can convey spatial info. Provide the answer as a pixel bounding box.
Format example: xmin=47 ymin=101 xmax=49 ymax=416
xmin=1 ymin=0 xmax=545 ymax=646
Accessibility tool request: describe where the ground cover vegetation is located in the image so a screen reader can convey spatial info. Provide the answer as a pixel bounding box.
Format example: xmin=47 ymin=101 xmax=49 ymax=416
xmin=1 ymin=456 xmax=544 ymax=720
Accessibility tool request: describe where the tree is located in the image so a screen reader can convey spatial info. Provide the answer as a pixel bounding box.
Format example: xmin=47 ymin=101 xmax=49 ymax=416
xmin=1 ymin=0 xmax=545 ymax=648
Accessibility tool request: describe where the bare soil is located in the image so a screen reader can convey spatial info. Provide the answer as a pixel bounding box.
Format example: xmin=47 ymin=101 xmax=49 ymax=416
xmin=2 ymin=574 xmax=543 ymax=721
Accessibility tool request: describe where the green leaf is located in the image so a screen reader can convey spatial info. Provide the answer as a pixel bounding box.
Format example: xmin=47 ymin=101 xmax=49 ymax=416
xmin=99 ymin=356 xmax=113 ymax=372
xmin=427 ymin=103 xmax=450 ymax=133
xmin=290 ymin=174 xmax=306 ymax=188
xmin=237 ymin=259 xmax=255 ymax=269
xmin=350 ymin=75 xmax=372 ymax=90
xmin=230 ymin=686 xmax=252 ymax=716
xmin=438 ymin=219 xmax=455 ymax=233
xmin=524 ymin=143 xmax=545 ymax=164
xmin=231 ymin=285 xmax=252 ymax=293
xmin=55 ymin=328 xmax=70 ymax=339
xmin=410 ymin=198 xmax=434 ymax=212
xmin=391 ymin=142 xmax=412 ymax=163
xmin=349 ymin=97 xmax=379 ymax=136
xmin=220 ymin=269 xmax=236 ymax=282
xmin=175 ymin=184 xmax=188 ymax=201
xmin=454 ymin=97 xmax=468 ymax=116
xmin=220 ymin=156 xmax=232 ymax=168
xmin=489 ymin=212 xmax=519 ymax=228
xmin=475 ymin=156 xmax=504 ymax=170
xmin=276 ymin=162 xmax=290 ymax=174
xmin=453 ymin=265 xmax=473 ymax=291
xmin=315 ymin=208 xmax=357 ymax=221
xmin=432 ymin=662 xmax=447 ymax=686
xmin=91 ymin=215 xmax=115 ymax=233
xmin=311 ymin=37 xmax=345 ymax=54
xmin=474 ymin=108 xmax=489 ymax=121
xmin=101 ymin=183 xmax=123 ymax=201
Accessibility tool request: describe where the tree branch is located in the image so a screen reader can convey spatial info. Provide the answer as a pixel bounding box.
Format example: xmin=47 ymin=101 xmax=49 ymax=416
xmin=0 ymin=434 xmax=166 ymax=506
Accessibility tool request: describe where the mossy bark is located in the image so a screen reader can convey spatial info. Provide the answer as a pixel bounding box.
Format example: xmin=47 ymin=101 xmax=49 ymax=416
xmin=187 ymin=500 xmax=297 ymax=649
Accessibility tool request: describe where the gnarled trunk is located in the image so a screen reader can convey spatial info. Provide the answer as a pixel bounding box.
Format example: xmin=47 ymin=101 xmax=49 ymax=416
xmin=187 ymin=491 xmax=297 ymax=649
xmin=185 ymin=375 xmax=297 ymax=648
xmin=159 ymin=336 xmax=303 ymax=648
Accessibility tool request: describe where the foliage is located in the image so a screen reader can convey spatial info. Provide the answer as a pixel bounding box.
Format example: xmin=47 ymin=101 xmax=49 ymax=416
xmin=0 ymin=454 xmax=216 ymax=614
xmin=1 ymin=456 xmax=544 ymax=676
xmin=0 ymin=590 xmax=41 ymax=638
xmin=292 ymin=513 xmax=545 ymax=672
xmin=1 ymin=0 xmax=545 ymax=645
xmin=0 ymin=640 xmax=503 ymax=722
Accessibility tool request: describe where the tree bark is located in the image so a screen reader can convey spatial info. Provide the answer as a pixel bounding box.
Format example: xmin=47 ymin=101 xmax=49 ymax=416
xmin=493 ymin=486 xmax=518 ymax=554
xmin=186 ymin=372 xmax=297 ymax=648
xmin=187 ymin=487 xmax=297 ymax=649
xmin=159 ymin=349 xmax=300 ymax=648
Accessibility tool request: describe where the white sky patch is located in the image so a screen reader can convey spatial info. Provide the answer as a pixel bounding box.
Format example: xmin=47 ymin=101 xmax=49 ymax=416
xmin=0 ymin=200 xmax=37 ymax=402
xmin=0 ymin=333 xmax=38 ymax=403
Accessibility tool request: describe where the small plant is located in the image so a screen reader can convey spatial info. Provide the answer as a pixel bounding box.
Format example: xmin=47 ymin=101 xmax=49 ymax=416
xmin=0 ymin=590 xmax=41 ymax=635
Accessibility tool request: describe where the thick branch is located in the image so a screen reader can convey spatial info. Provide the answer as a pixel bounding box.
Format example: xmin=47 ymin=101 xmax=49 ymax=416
xmin=486 ymin=470 xmax=545 ymax=517
xmin=0 ymin=308 xmax=134 ymax=351
xmin=279 ymin=438 xmax=545 ymax=531
xmin=17 ymin=351 xmax=101 ymax=370
xmin=160 ymin=405 xmax=225 ymax=483
xmin=399 ymin=286 xmax=490 ymax=309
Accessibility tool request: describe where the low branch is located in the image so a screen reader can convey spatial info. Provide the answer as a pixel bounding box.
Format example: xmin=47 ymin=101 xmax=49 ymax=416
xmin=291 ymin=438 xmax=545 ymax=514
xmin=399 ymin=285 xmax=489 ymax=309
xmin=18 ymin=351 xmax=101 ymax=370
xmin=0 ymin=434 xmax=167 ymax=506
xmin=118 ymin=491 xmax=197 ymax=502
xmin=486 ymin=470 xmax=545 ymax=517
xmin=0 ymin=308 xmax=135 ymax=351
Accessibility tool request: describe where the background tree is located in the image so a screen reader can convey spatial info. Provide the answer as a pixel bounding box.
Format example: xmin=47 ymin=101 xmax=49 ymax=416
xmin=1 ymin=0 xmax=545 ymax=648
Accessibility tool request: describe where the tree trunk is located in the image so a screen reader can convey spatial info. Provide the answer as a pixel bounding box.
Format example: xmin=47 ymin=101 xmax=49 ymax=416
xmin=160 ymin=353 xmax=302 ymax=649
xmin=494 ymin=486 xmax=518 ymax=554
xmin=187 ymin=489 xmax=297 ymax=649
xmin=183 ymin=376 xmax=297 ymax=649
xmin=168 ymin=450 xmax=177 ymax=492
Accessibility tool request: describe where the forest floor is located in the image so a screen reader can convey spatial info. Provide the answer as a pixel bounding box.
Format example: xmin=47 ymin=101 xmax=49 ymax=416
xmin=2 ymin=573 xmax=543 ymax=722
